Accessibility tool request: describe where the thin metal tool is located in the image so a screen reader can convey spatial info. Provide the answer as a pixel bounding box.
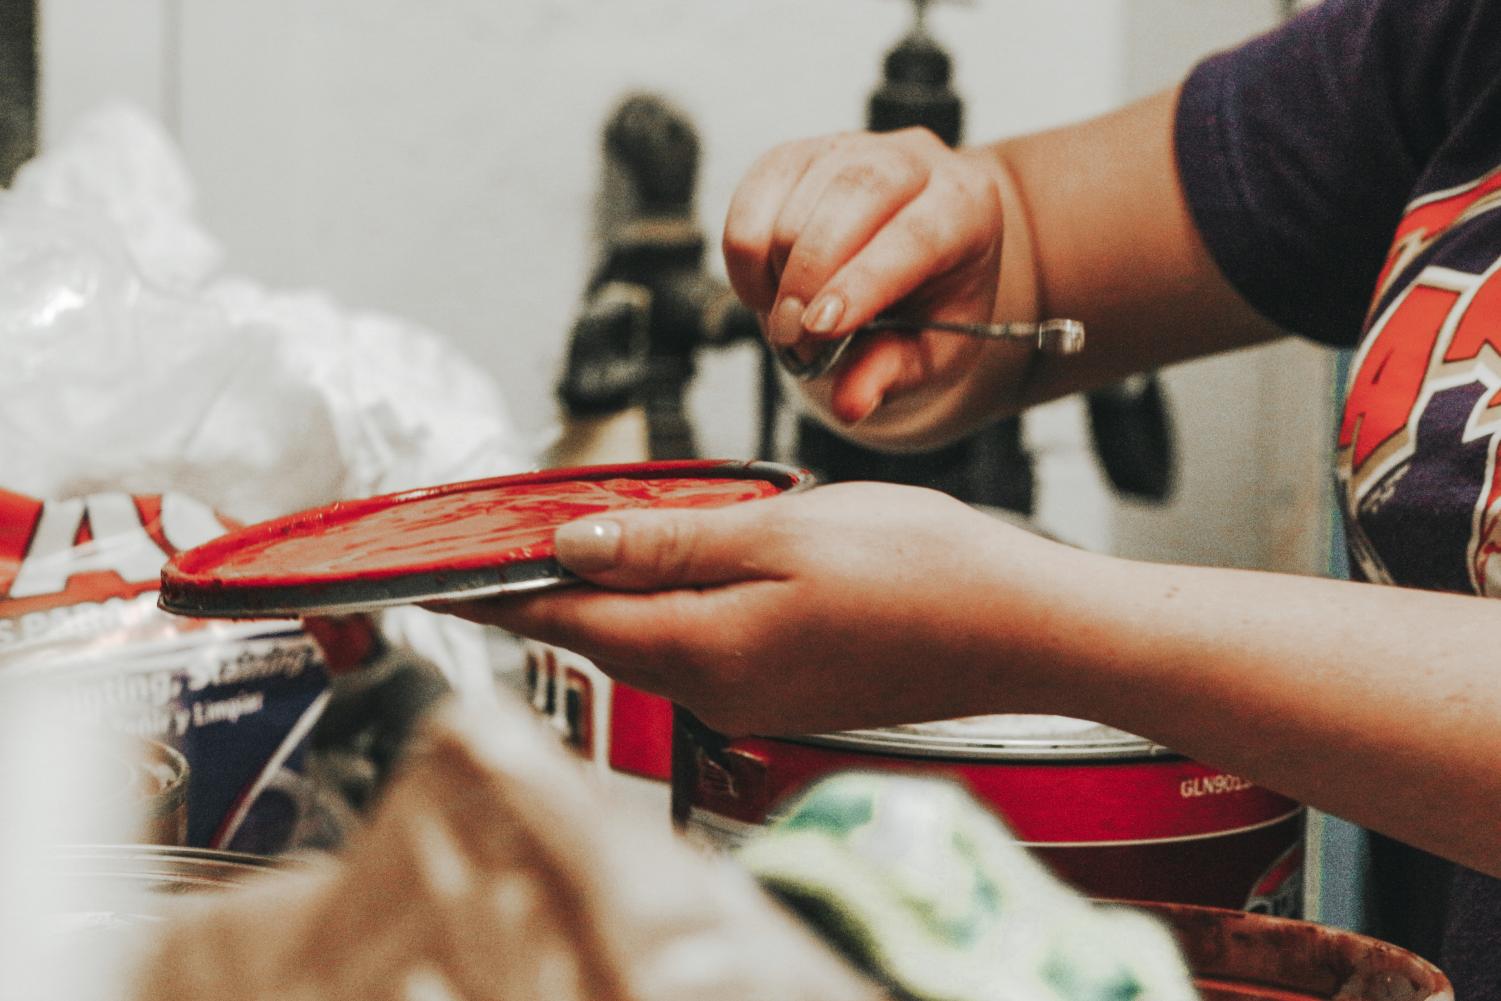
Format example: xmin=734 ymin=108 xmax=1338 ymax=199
xmin=775 ymin=317 xmax=1086 ymax=381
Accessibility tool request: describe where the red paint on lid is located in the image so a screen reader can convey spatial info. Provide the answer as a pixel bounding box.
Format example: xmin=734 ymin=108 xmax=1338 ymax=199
xmin=163 ymin=461 xmax=804 ymax=594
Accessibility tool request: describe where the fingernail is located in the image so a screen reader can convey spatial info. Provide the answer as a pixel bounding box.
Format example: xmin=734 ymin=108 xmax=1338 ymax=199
xmin=802 ymin=293 xmax=844 ymax=334
xmin=769 ymin=296 xmax=806 ymax=347
xmin=555 ymin=519 xmax=621 ymax=573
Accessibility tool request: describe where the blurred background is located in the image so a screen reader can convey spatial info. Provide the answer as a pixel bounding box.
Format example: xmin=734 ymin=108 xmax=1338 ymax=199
xmin=0 ymin=0 xmax=1365 ymax=933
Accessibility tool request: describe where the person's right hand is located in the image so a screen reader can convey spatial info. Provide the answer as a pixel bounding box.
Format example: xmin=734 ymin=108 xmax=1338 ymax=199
xmin=723 ymin=128 xmax=1020 ymax=434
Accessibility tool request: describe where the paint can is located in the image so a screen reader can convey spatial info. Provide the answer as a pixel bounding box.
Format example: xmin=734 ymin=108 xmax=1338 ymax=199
xmin=523 ymin=640 xmax=673 ymax=812
xmin=0 ymin=488 xmax=333 ymax=854
xmin=673 ymin=711 xmax=1306 ymax=915
xmin=1143 ymin=901 xmax=1451 ymax=1001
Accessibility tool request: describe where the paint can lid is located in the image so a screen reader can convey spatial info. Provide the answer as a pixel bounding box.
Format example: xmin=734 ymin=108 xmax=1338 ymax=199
xmin=159 ymin=460 xmax=811 ymax=619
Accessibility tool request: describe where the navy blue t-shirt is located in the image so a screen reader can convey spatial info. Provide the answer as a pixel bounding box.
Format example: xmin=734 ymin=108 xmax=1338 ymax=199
xmin=1175 ymin=0 xmax=1501 ymax=994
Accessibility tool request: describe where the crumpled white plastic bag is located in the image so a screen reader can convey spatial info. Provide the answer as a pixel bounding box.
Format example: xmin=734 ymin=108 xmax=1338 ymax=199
xmin=0 ymin=104 xmax=532 ymax=691
xmin=9 ymin=102 xmax=222 ymax=292
xmin=0 ymin=104 xmax=529 ymax=519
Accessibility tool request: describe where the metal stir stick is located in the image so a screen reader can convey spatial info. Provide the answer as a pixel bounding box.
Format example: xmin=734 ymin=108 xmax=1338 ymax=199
xmin=775 ymin=317 xmax=1087 ymax=381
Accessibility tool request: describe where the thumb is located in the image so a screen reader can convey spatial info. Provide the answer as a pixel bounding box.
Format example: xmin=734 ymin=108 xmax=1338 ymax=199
xmin=552 ymin=507 xmax=761 ymax=591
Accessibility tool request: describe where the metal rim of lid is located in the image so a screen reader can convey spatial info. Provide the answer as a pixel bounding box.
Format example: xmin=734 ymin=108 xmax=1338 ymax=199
xmin=789 ymin=720 xmax=1172 ymax=761
xmin=158 ymin=459 xmax=812 ymax=619
xmin=160 ymin=553 xmax=577 ymax=618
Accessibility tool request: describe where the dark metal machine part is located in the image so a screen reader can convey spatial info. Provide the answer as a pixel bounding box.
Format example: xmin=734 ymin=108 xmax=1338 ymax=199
xmin=305 ymin=620 xmax=452 ymax=820
xmin=0 ymin=0 xmax=37 ymax=185
xmin=559 ymin=93 xmax=773 ymax=461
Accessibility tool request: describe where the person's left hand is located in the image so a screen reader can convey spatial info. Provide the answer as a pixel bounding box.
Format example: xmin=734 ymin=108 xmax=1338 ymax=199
xmin=435 ymin=482 xmax=1089 ymax=736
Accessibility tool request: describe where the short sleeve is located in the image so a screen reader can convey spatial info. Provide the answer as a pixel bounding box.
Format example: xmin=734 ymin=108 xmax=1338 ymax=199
xmin=1173 ymin=0 xmax=1493 ymax=347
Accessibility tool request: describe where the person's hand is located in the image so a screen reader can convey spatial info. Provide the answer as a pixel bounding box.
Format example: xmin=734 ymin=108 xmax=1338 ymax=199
xmin=439 ymin=483 xmax=1087 ymax=736
xmin=723 ymin=129 xmax=1018 ymax=433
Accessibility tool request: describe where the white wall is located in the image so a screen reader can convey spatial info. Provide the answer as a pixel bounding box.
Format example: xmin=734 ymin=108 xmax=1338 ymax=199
xmin=38 ymin=0 xmax=1332 ymax=572
xmin=175 ymin=0 xmax=1124 ymax=463
xmin=1113 ymin=0 xmax=1334 ymax=574
xmin=39 ymin=0 xmax=172 ymax=136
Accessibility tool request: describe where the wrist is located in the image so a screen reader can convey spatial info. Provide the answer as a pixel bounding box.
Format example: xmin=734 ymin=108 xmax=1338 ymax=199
xmin=966 ymin=539 xmax=1150 ymax=721
xmin=970 ymin=143 xmax=1041 ymax=329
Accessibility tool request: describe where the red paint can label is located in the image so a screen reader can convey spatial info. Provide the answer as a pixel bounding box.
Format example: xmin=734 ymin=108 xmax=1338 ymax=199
xmin=524 ymin=641 xmax=673 ymax=783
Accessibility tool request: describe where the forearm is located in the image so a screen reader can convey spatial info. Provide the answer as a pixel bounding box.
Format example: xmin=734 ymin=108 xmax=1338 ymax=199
xmin=993 ymin=88 xmax=1281 ymax=407
xmin=994 ymin=548 xmax=1501 ymax=877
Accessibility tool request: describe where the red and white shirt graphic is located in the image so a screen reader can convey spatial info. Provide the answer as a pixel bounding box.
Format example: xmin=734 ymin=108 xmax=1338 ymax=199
xmin=1339 ymin=167 xmax=1501 ymax=596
